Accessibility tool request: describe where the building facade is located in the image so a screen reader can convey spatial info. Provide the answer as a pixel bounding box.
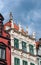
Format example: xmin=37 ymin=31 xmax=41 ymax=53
xmin=36 ymin=38 xmax=41 ymax=65
xmin=4 ymin=13 xmax=38 ymax=65
xmin=0 ymin=13 xmax=11 ymax=65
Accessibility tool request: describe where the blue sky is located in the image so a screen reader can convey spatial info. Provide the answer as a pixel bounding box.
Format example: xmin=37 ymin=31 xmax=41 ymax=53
xmin=0 ymin=0 xmax=41 ymax=40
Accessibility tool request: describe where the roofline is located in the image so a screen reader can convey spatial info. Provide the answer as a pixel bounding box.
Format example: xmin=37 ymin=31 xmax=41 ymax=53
xmin=5 ymin=28 xmax=36 ymax=40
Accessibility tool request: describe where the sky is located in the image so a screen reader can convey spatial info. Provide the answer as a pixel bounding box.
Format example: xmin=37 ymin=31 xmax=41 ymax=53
xmin=0 ymin=0 xmax=41 ymax=40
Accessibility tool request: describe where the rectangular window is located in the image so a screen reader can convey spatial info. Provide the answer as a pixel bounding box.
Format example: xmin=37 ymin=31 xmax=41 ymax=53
xmin=14 ymin=38 xmax=19 ymax=49
xmin=22 ymin=41 xmax=27 ymax=52
xmin=40 ymin=61 xmax=41 ymax=65
xmin=29 ymin=44 xmax=34 ymax=55
xmin=1 ymin=49 xmax=5 ymax=59
xmin=14 ymin=57 xmax=20 ymax=65
xmin=23 ymin=60 xmax=27 ymax=65
xmin=0 ymin=48 xmax=5 ymax=60
xmin=0 ymin=49 xmax=1 ymax=58
xmin=30 ymin=63 xmax=35 ymax=65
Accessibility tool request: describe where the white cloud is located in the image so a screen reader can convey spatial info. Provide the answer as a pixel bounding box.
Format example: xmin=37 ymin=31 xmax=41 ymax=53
xmin=0 ymin=0 xmax=41 ymax=39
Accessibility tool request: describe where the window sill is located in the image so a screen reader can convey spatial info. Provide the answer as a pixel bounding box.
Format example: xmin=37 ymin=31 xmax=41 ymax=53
xmin=12 ymin=46 xmax=37 ymax=57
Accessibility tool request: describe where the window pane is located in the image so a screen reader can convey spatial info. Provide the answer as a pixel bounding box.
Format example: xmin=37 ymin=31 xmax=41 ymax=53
xmin=1 ymin=49 xmax=5 ymax=59
xmin=22 ymin=41 xmax=27 ymax=52
xmin=2 ymin=49 xmax=5 ymax=59
xmin=23 ymin=60 xmax=27 ymax=65
xmin=0 ymin=49 xmax=1 ymax=58
xmin=30 ymin=63 xmax=35 ymax=65
xmin=14 ymin=38 xmax=19 ymax=49
xmin=40 ymin=61 xmax=41 ymax=65
xmin=29 ymin=44 xmax=34 ymax=55
xmin=14 ymin=57 xmax=20 ymax=65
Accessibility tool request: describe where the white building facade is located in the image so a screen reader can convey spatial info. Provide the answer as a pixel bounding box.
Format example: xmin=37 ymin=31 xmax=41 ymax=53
xmin=4 ymin=13 xmax=38 ymax=65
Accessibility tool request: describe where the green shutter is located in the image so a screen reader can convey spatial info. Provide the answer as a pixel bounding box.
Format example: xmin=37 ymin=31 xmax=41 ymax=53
xmin=30 ymin=63 xmax=35 ymax=65
xmin=14 ymin=38 xmax=19 ymax=49
xmin=22 ymin=41 xmax=27 ymax=52
xmin=23 ymin=60 xmax=27 ymax=65
xmin=14 ymin=57 xmax=20 ymax=65
xmin=29 ymin=44 xmax=34 ymax=55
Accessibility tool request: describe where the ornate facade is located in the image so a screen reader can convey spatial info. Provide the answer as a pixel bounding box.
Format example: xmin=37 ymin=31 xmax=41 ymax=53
xmin=4 ymin=13 xmax=38 ymax=65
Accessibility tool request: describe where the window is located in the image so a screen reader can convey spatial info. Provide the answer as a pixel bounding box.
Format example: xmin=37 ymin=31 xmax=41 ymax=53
xmin=0 ymin=49 xmax=1 ymax=58
xmin=38 ymin=46 xmax=41 ymax=56
xmin=22 ymin=41 xmax=27 ymax=52
xmin=29 ymin=44 xmax=34 ymax=55
xmin=0 ymin=48 xmax=5 ymax=60
xmin=0 ymin=44 xmax=6 ymax=60
xmin=14 ymin=57 xmax=20 ymax=65
xmin=14 ymin=38 xmax=19 ymax=49
xmin=40 ymin=61 xmax=41 ymax=65
xmin=30 ymin=63 xmax=35 ymax=65
xmin=23 ymin=60 xmax=27 ymax=65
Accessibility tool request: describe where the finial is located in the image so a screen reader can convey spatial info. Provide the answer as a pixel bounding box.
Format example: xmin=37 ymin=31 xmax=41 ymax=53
xmin=19 ymin=22 xmax=22 ymax=32
xmin=10 ymin=12 xmax=13 ymax=20
xmin=32 ymin=32 xmax=36 ymax=38
xmin=26 ymin=26 xmax=28 ymax=35
xmin=26 ymin=26 xmax=28 ymax=31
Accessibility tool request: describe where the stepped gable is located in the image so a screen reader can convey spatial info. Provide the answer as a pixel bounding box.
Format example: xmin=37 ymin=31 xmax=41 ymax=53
xmin=4 ymin=21 xmax=27 ymax=35
xmin=14 ymin=23 xmax=19 ymax=31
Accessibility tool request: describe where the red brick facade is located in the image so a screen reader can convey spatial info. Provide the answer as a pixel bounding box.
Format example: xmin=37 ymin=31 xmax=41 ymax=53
xmin=0 ymin=14 xmax=11 ymax=65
